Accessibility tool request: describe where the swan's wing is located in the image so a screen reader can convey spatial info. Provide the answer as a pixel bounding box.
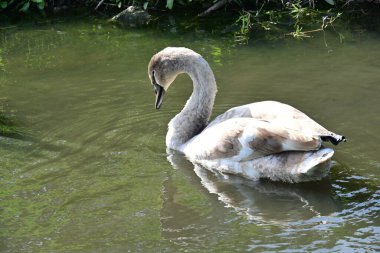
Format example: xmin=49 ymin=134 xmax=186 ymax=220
xmin=184 ymin=118 xmax=322 ymax=162
xmin=208 ymin=101 xmax=326 ymax=132
xmin=207 ymin=101 xmax=345 ymax=145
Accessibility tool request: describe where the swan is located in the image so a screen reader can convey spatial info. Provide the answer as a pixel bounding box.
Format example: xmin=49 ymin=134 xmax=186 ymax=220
xmin=148 ymin=47 xmax=346 ymax=183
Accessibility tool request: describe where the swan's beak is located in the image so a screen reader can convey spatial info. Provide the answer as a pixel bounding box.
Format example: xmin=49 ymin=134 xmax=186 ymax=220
xmin=154 ymin=83 xmax=165 ymax=110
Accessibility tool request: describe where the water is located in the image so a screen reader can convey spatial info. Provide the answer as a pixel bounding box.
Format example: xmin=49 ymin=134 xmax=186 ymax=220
xmin=0 ymin=19 xmax=379 ymax=252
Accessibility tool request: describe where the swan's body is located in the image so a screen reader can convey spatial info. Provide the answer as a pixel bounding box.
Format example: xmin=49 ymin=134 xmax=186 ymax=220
xmin=148 ymin=47 xmax=345 ymax=183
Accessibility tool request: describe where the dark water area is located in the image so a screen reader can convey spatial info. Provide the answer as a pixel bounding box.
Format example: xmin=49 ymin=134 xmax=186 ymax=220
xmin=0 ymin=18 xmax=379 ymax=252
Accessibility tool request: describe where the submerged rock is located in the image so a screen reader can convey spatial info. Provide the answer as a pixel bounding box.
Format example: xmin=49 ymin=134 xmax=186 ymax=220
xmin=111 ymin=6 xmax=151 ymax=27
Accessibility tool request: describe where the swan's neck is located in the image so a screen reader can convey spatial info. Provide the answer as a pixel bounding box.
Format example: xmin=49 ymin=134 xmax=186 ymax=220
xmin=166 ymin=58 xmax=217 ymax=151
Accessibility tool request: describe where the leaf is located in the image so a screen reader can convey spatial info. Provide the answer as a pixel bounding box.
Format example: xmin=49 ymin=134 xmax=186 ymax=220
xmin=324 ymin=0 xmax=335 ymax=5
xmin=166 ymin=0 xmax=174 ymax=9
xmin=32 ymin=0 xmax=43 ymax=3
xmin=19 ymin=2 xmax=30 ymax=12
xmin=143 ymin=1 xmax=148 ymax=10
xmin=0 ymin=1 xmax=7 ymax=8
xmin=37 ymin=1 xmax=44 ymax=9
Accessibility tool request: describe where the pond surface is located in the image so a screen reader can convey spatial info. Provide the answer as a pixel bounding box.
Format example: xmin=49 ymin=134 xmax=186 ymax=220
xmin=0 ymin=18 xmax=379 ymax=252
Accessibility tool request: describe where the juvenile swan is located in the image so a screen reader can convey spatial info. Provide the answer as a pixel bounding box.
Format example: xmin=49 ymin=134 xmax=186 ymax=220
xmin=148 ymin=47 xmax=346 ymax=183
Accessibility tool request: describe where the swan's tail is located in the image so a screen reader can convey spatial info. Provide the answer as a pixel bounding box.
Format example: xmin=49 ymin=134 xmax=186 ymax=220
xmin=321 ymin=132 xmax=346 ymax=145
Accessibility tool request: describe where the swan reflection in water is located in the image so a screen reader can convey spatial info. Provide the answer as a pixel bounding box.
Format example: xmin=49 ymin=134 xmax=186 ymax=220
xmin=161 ymin=150 xmax=343 ymax=234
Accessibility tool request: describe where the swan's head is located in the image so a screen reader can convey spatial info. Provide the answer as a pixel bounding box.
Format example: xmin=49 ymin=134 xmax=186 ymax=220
xmin=148 ymin=47 xmax=198 ymax=109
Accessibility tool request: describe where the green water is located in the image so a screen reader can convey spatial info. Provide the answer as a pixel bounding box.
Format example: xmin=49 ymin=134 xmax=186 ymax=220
xmin=0 ymin=19 xmax=379 ymax=252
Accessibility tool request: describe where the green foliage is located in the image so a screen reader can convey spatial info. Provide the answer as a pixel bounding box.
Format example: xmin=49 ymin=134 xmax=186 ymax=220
xmin=231 ymin=0 xmax=343 ymax=43
xmin=234 ymin=11 xmax=252 ymax=44
xmin=0 ymin=0 xmax=373 ymax=43
xmin=166 ymin=0 xmax=174 ymax=9
xmin=324 ymin=0 xmax=335 ymax=5
xmin=0 ymin=0 xmax=45 ymax=12
xmin=112 ymin=0 xmax=127 ymax=8
xmin=0 ymin=1 xmax=7 ymax=8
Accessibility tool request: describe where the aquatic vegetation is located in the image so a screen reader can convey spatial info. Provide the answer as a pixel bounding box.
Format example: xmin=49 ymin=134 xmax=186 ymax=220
xmin=0 ymin=99 xmax=23 ymax=138
xmin=0 ymin=0 xmax=378 ymax=43
xmin=232 ymin=2 xmax=344 ymax=43
xmin=0 ymin=49 xmax=4 ymax=71
xmin=0 ymin=108 xmax=16 ymax=137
